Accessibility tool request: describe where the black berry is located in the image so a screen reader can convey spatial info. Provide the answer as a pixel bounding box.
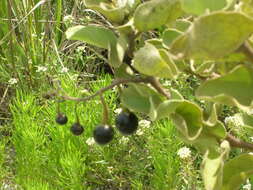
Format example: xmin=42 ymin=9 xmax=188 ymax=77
xmin=55 ymin=113 xmax=68 ymax=125
xmin=115 ymin=112 xmax=138 ymax=135
xmin=93 ymin=125 xmax=114 ymax=145
xmin=70 ymin=123 xmax=84 ymax=136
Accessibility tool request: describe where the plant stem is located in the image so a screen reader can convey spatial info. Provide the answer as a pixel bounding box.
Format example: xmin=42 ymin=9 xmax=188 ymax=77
xmin=99 ymin=93 xmax=109 ymax=125
xmin=226 ymin=133 xmax=253 ymax=151
xmin=53 ymin=76 xmax=170 ymax=102
xmin=149 ymin=77 xmax=171 ymax=99
xmin=239 ymin=41 xmax=253 ymax=63
xmin=74 ymin=102 xmax=80 ymax=123
xmin=7 ymin=0 xmax=22 ymax=85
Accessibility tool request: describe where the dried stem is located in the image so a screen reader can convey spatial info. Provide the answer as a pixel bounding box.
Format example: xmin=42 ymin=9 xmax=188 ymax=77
xmin=226 ymin=133 xmax=253 ymax=151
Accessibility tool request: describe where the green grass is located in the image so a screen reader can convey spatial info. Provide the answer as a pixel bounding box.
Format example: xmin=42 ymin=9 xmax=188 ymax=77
xmin=1 ymin=74 xmax=189 ymax=189
xmin=0 ymin=1 xmax=203 ymax=189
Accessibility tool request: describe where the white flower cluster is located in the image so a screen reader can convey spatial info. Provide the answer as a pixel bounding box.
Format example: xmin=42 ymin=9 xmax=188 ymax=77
xmin=177 ymin=146 xmax=191 ymax=159
xmin=247 ymin=109 xmax=253 ymax=115
xmin=8 ymin=78 xmax=18 ymax=85
xmin=234 ymin=1 xmax=243 ymax=11
xmin=139 ymin=120 xmax=151 ymax=128
xmin=86 ymin=137 xmax=95 ymax=146
xmin=1 ymin=183 xmax=19 ymax=190
xmin=60 ymin=67 xmax=68 ymax=73
xmin=36 ymin=65 xmax=47 ymax=73
xmin=163 ymin=80 xmax=171 ymax=86
xmin=76 ymin=46 xmax=85 ymax=53
xmin=80 ymin=89 xmax=89 ymax=94
xmin=114 ymin=108 xmax=123 ymax=115
xmin=136 ymin=119 xmax=151 ymax=136
xmin=31 ymin=32 xmax=45 ymax=41
xmin=119 ymin=136 xmax=129 ymax=144
xmin=242 ymin=179 xmax=252 ymax=190
xmin=224 ymin=115 xmax=244 ymax=128
xmin=63 ymin=15 xmax=74 ymax=24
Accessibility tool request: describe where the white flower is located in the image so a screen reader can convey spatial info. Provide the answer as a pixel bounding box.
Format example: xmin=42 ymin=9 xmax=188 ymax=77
xmin=1 ymin=182 xmax=18 ymax=190
xmin=86 ymin=137 xmax=95 ymax=146
xmin=136 ymin=129 xmax=144 ymax=136
xmin=70 ymin=74 xmax=79 ymax=80
xmin=60 ymin=67 xmax=68 ymax=73
xmin=177 ymin=146 xmax=191 ymax=159
xmin=80 ymin=89 xmax=89 ymax=94
xmin=8 ymin=78 xmax=18 ymax=85
xmin=224 ymin=115 xmax=244 ymax=128
xmin=163 ymin=80 xmax=171 ymax=86
xmin=114 ymin=108 xmax=122 ymax=114
xmin=243 ymin=180 xmax=252 ymax=190
xmin=93 ymin=100 xmax=100 ymax=105
xmin=139 ymin=120 xmax=151 ymax=129
xmin=199 ymin=100 xmax=205 ymax=103
xmin=247 ymin=109 xmax=253 ymax=115
xmin=234 ymin=2 xmax=243 ymax=11
xmin=77 ymin=46 xmax=85 ymax=53
xmin=32 ymin=33 xmax=37 ymax=38
xmin=119 ymin=136 xmax=129 ymax=144
xmin=112 ymin=86 xmax=118 ymax=92
xmin=36 ymin=66 xmax=47 ymax=72
xmin=63 ymin=15 xmax=74 ymax=23
xmin=107 ymin=166 xmax=114 ymax=173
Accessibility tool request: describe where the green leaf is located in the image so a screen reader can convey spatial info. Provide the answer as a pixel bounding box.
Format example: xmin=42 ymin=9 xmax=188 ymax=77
xmin=192 ymin=61 xmax=215 ymax=77
xmin=84 ymin=0 xmax=125 ymax=23
xmin=204 ymin=121 xmax=227 ymax=140
xmin=201 ymin=140 xmax=230 ymax=190
xmin=149 ymin=96 xmax=158 ymax=121
xmin=171 ymin=12 xmax=253 ymax=59
xmin=133 ymin=0 xmax=182 ymax=31
xmin=172 ymin=19 xmax=192 ymax=32
xmin=170 ymin=88 xmax=184 ymax=100
xmin=241 ymin=112 xmax=253 ymax=127
xmin=180 ymin=0 xmax=228 ymax=15
xmin=222 ymin=153 xmax=253 ymax=190
xmin=162 ymin=28 xmax=182 ymax=47
xmin=66 ymin=25 xmax=117 ymax=49
xmin=202 ymin=103 xmax=227 ymax=140
xmin=238 ymin=113 xmax=253 ymax=135
xmin=133 ymin=43 xmax=177 ymax=79
xmin=116 ymin=18 xmax=135 ymax=36
xmin=196 ymin=65 xmax=253 ymax=110
xmin=204 ymin=103 xmax=219 ymax=125
xmin=170 ymin=113 xmax=203 ymax=142
xmin=120 ymin=84 xmax=164 ymax=114
xmin=108 ymin=35 xmax=128 ymax=68
xmin=114 ymin=64 xmax=134 ymax=79
xmin=146 ymin=39 xmax=164 ymax=49
xmin=241 ymin=0 xmax=253 ymax=18
xmin=159 ymin=49 xmax=179 ymax=77
xmin=156 ymin=100 xmax=203 ymax=140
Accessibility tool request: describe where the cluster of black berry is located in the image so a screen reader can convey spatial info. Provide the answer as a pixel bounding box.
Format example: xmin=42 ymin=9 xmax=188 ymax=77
xmin=55 ymin=113 xmax=84 ymax=135
xmin=55 ymin=110 xmax=139 ymax=145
